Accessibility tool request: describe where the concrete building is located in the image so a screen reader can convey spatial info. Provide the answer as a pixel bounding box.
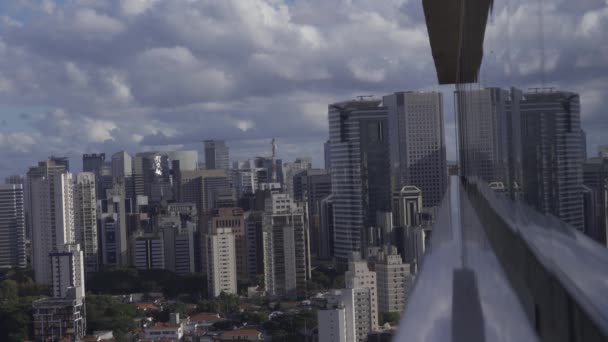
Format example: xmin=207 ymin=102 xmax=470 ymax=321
xmin=177 ymin=169 xmax=228 ymax=216
xmin=111 ymin=150 xmax=133 ymax=177
xmin=384 ymin=91 xmax=448 ymax=209
xmin=0 ymin=184 xmax=26 ymax=269
xmin=74 ymin=172 xmax=98 ymax=273
xmin=328 ymin=99 xmax=391 ymax=261
xmin=324 ymin=140 xmax=331 ymax=171
xmin=521 ymin=90 xmax=584 ymax=231
xmin=205 ymin=227 xmax=238 ymax=297
xmin=132 ymin=231 xmax=165 ymax=270
xmin=209 ymin=208 xmax=248 ymax=282
xmin=263 ymin=193 xmax=310 ymax=299
xmin=345 ymin=253 xmax=378 ymax=334
xmin=27 ymin=161 xmax=75 ymax=286
xmin=166 ymin=150 xmax=199 ymax=172
xmin=454 ymin=88 xmax=523 ymax=194
xmin=32 ymin=288 xmax=86 ymax=342
xmin=50 ymin=244 xmax=85 ymax=299
xmin=205 ymin=140 xmax=230 ymax=170
xmin=374 ymin=245 xmax=413 ymax=314
xmin=5 ymin=175 xmax=24 ymax=185
xmin=318 ymin=292 xmax=347 ymax=342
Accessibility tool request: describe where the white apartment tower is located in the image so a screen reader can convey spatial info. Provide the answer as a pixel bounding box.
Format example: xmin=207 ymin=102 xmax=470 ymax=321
xmin=375 ymin=245 xmax=413 ymax=314
xmin=345 ymin=253 xmax=378 ymax=336
xmin=205 ymin=227 xmax=238 ymax=297
xmin=74 ymin=172 xmax=98 ymax=273
xmin=263 ymin=193 xmax=311 ymax=299
xmin=27 ymin=161 xmax=76 ymax=286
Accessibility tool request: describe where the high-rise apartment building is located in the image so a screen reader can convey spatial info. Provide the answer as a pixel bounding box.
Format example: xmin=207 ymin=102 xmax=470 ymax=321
xmin=344 ymin=253 xmax=378 ymax=335
xmin=49 ymin=156 xmax=70 ymax=171
xmin=245 ymin=211 xmax=264 ymax=281
xmin=318 ymin=290 xmax=348 ymax=342
xmin=328 ymin=99 xmax=391 ymax=261
xmin=521 ymin=90 xmax=584 ymax=231
xmin=74 ymin=172 xmax=98 ymax=273
xmin=374 ymin=245 xmax=413 ymax=314
xmin=263 ymin=193 xmax=310 ymax=299
xmin=210 ymin=208 xmax=248 ymax=282
xmin=205 ymin=226 xmax=238 ymax=297
xmin=454 ymin=87 xmax=523 ymax=197
xmin=205 ymin=140 xmax=230 ymax=170
xmin=0 ymin=184 xmax=26 ymax=269
xmin=384 ymin=91 xmax=448 ymax=208
xmin=27 ymin=161 xmax=75 ymax=286
xmin=5 ymin=175 xmax=24 ymax=185
xmin=159 ymin=215 xmax=196 ymax=276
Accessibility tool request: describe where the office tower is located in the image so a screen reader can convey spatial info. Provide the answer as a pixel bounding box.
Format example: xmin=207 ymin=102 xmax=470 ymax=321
xmin=328 ymin=99 xmax=391 ymax=261
xmin=324 ymin=140 xmax=331 ymax=171
xmin=293 ymin=169 xmax=332 ymax=258
xmin=205 ymin=140 xmax=230 ymax=170
xmin=5 ymin=175 xmax=24 ymax=185
xmin=454 ymin=87 xmax=523 ymax=197
xmin=166 ymin=150 xmax=199 ymax=171
xmin=132 ymin=152 xmax=173 ymax=202
xmin=384 ymin=91 xmax=448 ymax=208
xmin=581 ymin=129 xmax=587 ymax=160
xmin=283 ymin=157 xmax=312 ymax=198
xmin=521 ymin=90 xmax=584 ymax=231
xmin=178 ymin=169 xmax=228 ymax=216
xmin=49 ymin=156 xmax=70 ymax=171
xmin=0 ymin=184 xmax=26 ymax=269
xmin=132 ymin=231 xmax=165 ymax=270
xmin=82 ymin=153 xmax=105 ymax=173
xmin=27 ymin=161 xmax=75 ymax=286
xmin=97 ymin=161 xmax=113 ymax=200
xmin=583 ymin=157 xmax=608 ymax=244
xmin=582 ymin=185 xmax=597 ymax=240
xmin=74 ymin=173 xmax=98 ymax=273
xmin=255 ymin=156 xmax=284 ymax=184
xmin=159 ymin=214 xmax=196 ymax=276
xmin=210 ymin=208 xmax=248 ymax=282
xmin=204 ymin=176 xmax=233 ymax=210
xmin=205 ymin=226 xmax=238 ymax=297
xmin=98 ymin=180 xmax=130 ymax=266
xmin=319 ymin=194 xmax=335 ymax=260
xmin=233 ymin=168 xmax=259 ymax=198
xmin=50 ymin=244 xmax=85 ymax=298
xmin=32 ymin=288 xmax=86 ymax=342
xmin=374 ymin=245 xmax=413 ymax=314
xmin=245 ymin=211 xmax=264 ymax=281
xmin=345 ymin=253 xmax=378 ymax=334
xmin=112 ymin=150 xmax=133 ymax=177
xmin=263 ymin=193 xmax=311 ymax=299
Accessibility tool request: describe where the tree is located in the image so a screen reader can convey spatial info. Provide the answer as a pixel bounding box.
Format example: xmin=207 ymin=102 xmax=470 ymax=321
xmin=379 ymin=311 xmax=401 ymax=325
xmin=0 ymin=280 xmax=19 ymax=309
xmin=86 ymin=295 xmax=136 ymax=340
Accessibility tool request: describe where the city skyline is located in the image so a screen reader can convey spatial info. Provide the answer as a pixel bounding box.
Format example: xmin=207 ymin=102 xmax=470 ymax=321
xmin=0 ymin=0 xmax=606 ymax=178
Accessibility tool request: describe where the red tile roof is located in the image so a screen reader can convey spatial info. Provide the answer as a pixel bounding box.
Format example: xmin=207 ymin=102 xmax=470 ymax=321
xmin=189 ymin=312 xmax=222 ymax=322
xmin=136 ymin=303 xmax=160 ymax=311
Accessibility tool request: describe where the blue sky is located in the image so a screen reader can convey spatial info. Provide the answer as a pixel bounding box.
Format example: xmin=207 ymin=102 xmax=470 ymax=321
xmin=0 ymin=0 xmax=606 ymax=177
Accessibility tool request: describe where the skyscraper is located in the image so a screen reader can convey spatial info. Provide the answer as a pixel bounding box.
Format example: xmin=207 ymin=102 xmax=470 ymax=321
xmin=324 ymin=140 xmax=331 ymax=171
xmin=27 ymin=161 xmax=75 ymax=286
xmin=82 ymin=153 xmax=105 ymax=173
xmin=328 ymin=99 xmax=391 ymax=261
xmin=283 ymin=157 xmax=312 ymax=198
xmin=384 ymin=91 xmax=448 ymax=208
xmin=583 ymin=157 xmax=608 ymax=244
xmin=98 ymin=180 xmax=130 ymax=267
xmin=205 ymin=226 xmax=238 ymax=297
xmin=521 ymin=90 xmax=584 ymax=231
xmin=209 ymin=208 xmax=248 ymax=282
xmin=263 ymin=193 xmax=310 ymax=299
xmin=132 ymin=231 xmax=165 ymax=270
xmin=454 ymin=87 xmax=523 ymax=198
xmin=0 ymin=184 xmax=26 ymax=269
xmin=74 ymin=172 xmax=98 ymax=273
xmin=111 ymin=150 xmax=133 ymax=178
xmin=205 ymin=140 xmax=230 ymax=170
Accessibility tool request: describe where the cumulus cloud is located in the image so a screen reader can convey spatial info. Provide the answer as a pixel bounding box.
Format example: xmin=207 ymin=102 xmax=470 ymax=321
xmin=0 ymin=0 xmax=605 ymax=176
